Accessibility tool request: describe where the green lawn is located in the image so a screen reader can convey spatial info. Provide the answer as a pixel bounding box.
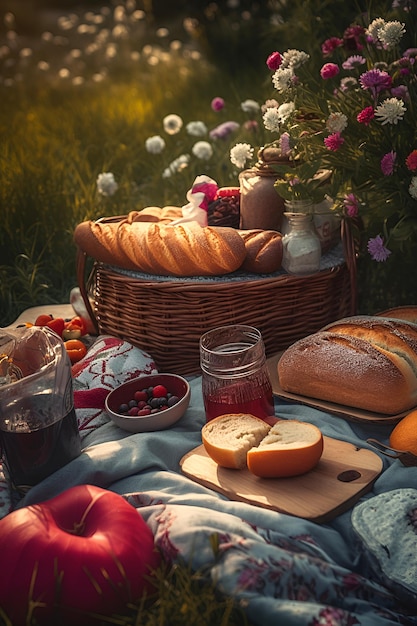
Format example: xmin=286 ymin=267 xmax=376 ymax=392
xmin=1 ymin=0 xmax=416 ymax=326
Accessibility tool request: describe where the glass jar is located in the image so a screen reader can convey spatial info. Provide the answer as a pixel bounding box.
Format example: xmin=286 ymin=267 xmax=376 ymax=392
xmin=282 ymin=210 xmax=321 ymax=275
xmin=200 ymin=325 xmax=274 ymax=423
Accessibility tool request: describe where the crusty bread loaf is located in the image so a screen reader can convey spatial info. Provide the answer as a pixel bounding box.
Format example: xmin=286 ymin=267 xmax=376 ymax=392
xmin=376 ymin=306 xmax=417 ymax=325
xmin=201 ymin=414 xmax=271 ymax=469
xmin=74 ymin=220 xmax=247 ymax=276
xmin=237 ymin=229 xmax=283 ymax=273
xmin=201 ymin=414 xmax=323 ymax=477
xmin=278 ymin=315 xmax=417 ymax=415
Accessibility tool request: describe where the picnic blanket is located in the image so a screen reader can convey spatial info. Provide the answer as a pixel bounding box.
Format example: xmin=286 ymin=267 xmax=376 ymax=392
xmin=1 ymin=335 xmax=417 ymax=626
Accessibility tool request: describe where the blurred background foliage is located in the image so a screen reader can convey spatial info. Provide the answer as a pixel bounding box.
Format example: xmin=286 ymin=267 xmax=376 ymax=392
xmin=0 ymin=0 xmax=416 ymax=326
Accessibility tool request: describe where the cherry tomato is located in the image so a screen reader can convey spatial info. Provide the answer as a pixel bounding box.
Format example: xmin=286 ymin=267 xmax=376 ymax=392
xmin=35 ymin=314 xmax=54 ymax=326
xmin=34 ymin=315 xmax=65 ymax=338
xmin=66 ymin=316 xmax=88 ymax=336
xmin=46 ymin=317 xmax=65 ymax=338
xmin=62 ymin=327 xmax=82 ymax=341
xmin=64 ymin=339 xmax=87 ymax=364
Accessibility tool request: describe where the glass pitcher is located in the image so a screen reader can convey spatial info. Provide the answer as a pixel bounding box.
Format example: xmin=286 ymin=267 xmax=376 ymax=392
xmin=0 ymin=325 xmax=81 ymax=495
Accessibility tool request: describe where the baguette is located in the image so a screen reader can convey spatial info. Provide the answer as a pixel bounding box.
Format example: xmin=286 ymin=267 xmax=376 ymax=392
xmin=237 ymin=229 xmax=283 ymax=273
xmin=278 ymin=315 xmax=417 ymax=414
xmin=201 ymin=414 xmax=323 ymax=477
xmin=74 ymin=220 xmax=246 ymax=276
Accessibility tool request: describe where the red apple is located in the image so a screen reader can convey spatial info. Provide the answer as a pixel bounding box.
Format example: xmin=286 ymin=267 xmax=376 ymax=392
xmin=0 ymin=484 xmax=161 ymax=624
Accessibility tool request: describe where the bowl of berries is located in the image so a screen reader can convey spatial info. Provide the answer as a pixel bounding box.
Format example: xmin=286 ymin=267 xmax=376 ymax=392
xmin=105 ymin=373 xmax=191 ymax=432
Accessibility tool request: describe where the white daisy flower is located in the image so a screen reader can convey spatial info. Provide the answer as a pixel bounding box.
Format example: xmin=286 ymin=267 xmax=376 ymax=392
xmin=96 ymin=172 xmax=118 ymax=196
xmin=186 ymin=121 xmax=207 ymax=137
xmin=162 ymin=153 xmax=190 ymax=177
xmin=326 ymin=112 xmax=348 ymax=133
xmin=277 ymin=101 xmax=295 ymax=122
xmin=192 ymin=141 xmax=213 ymax=160
xmin=374 ymin=97 xmax=406 ymax=125
xmin=280 ymin=49 xmax=309 ymax=69
xmin=409 ymin=176 xmax=417 ymax=200
xmin=366 ymin=18 xmax=386 ymax=42
xmin=378 ymin=20 xmax=405 ymax=48
xmin=145 ymin=135 xmax=166 ymax=154
xmin=272 ymin=67 xmax=293 ymax=93
xmin=241 ymin=99 xmax=260 ymax=114
xmin=162 ymin=113 xmax=183 ymax=135
xmin=263 ymin=107 xmax=281 ymax=132
xmin=230 ymin=143 xmax=254 ymax=169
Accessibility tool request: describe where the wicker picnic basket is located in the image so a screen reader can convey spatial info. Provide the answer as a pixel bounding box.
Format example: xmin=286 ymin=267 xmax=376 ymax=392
xmin=76 ymin=217 xmax=357 ymax=375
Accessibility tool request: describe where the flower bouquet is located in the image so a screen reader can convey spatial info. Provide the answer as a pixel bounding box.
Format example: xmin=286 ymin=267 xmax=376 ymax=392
xmin=229 ymin=7 xmax=417 ymax=263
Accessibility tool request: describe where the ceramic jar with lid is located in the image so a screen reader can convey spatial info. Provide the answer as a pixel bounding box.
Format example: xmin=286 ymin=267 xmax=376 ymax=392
xmin=239 ymin=146 xmax=290 ymax=232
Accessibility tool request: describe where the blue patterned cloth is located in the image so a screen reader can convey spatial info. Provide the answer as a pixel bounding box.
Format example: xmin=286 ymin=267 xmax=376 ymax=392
xmin=3 ymin=336 xmax=417 ymax=626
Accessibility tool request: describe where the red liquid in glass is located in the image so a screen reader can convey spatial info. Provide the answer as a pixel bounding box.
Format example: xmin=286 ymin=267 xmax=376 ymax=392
xmin=0 ymin=406 xmax=81 ymax=494
xmin=203 ymin=380 xmax=274 ymax=422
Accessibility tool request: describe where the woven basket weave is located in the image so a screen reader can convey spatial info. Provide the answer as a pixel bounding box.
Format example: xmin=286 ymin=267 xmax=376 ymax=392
xmin=76 ymin=219 xmax=357 ymax=375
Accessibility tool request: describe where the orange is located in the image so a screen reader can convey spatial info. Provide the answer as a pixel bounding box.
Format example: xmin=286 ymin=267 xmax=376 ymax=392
xmin=389 ymin=409 xmax=417 ymax=455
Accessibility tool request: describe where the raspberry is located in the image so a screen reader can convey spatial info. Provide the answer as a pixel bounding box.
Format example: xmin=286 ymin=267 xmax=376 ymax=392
xmin=134 ymin=390 xmax=148 ymax=402
xmin=152 ymin=384 xmax=168 ymax=398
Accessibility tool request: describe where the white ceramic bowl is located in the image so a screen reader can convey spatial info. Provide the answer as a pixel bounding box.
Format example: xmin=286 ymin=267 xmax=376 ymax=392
xmin=105 ymin=373 xmax=190 ymax=433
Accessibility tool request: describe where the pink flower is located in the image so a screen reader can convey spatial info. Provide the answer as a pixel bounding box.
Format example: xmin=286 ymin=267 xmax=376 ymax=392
xmin=266 ymin=51 xmax=282 ymax=70
xmin=406 ymin=150 xmax=417 ymax=171
xmin=211 ymin=97 xmax=225 ymax=112
xmin=357 ymin=106 xmax=374 ymax=125
xmin=367 ymin=235 xmax=391 ymax=262
xmin=391 ymin=85 xmax=409 ymax=100
xmin=320 ymin=63 xmax=340 ymax=79
xmin=343 ymin=25 xmax=365 ymax=51
xmin=243 ymin=119 xmax=258 ymax=132
xmin=380 ymin=151 xmax=396 ymax=176
xmin=324 ymin=132 xmax=344 ymax=151
xmin=209 ymin=120 xmax=239 ymax=139
xmin=279 ymin=132 xmax=291 ymax=156
xmin=343 ymin=193 xmax=359 ymax=218
xmin=321 ymin=37 xmax=343 ymax=57
xmin=359 ymin=69 xmax=392 ymax=98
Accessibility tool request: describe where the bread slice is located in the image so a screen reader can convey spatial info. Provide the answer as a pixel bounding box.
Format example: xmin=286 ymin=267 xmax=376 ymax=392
xmin=201 ymin=414 xmax=270 ymax=469
xmin=201 ymin=415 xmax=323 ymax=477
xmin=247 ymin=420 xmax=323 ymax=478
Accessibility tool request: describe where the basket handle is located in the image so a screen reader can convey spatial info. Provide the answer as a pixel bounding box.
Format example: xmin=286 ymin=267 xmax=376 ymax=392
xmin=341 ymin=217 xmax=358 ymax=315
xmin=75 ymin=246 xmax=99 ymax=335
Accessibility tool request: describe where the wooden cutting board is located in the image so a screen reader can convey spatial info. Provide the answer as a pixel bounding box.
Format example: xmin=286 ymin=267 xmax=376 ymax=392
xmin=180 ymin=437 xmax=383 ymax=523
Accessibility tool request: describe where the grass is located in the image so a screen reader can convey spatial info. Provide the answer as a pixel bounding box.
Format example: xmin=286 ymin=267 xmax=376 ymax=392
xmin=0 ymin=554 xmax=251 ymax=625
xmin=2 ymin=0 xmax=416 ymax=326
